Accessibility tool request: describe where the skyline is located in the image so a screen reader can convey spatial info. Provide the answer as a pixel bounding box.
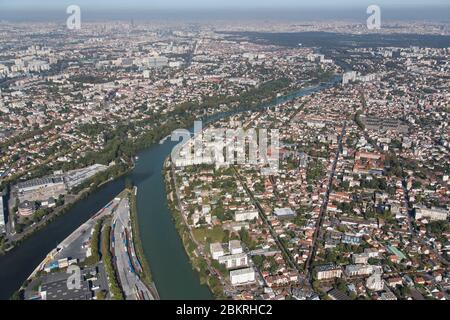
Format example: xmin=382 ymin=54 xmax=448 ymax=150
xmin=0 ymin=21 xmax=448 ymax=301
xmin=2 ymin=0 xmax=450 ymax=10
xmin=1 ymin=7 xmax=449 ymax=22
xmin=0 ymin=0 xmax=449 ymax=307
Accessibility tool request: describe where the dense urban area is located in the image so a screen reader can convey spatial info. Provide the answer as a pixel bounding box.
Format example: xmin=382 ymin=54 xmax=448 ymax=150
xmin=0 ymin=17 xmax=449 ymax=300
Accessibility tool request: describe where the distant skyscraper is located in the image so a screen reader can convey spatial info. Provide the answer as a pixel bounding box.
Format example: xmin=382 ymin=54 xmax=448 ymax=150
xmin=342 ymin=71 xmax=357 ymax=85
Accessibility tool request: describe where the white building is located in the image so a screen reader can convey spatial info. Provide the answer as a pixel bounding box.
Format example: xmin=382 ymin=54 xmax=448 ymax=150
xmin=229 ymin=240 xmax=243 ymax=254
xmin=218 ymin=253 xmax=248 ymax=269
xmin=352 ymin=253 xmax=370 ymax=264
xmin=210 ymin=243 xmax=225 ymax=260
xmin=380 ymin=291 xmax=398 ymax=300
xmin=414 ymin=205 xmax=448 ymax=221
xmin=230 ymin=267 xmax=256 ymax=286
xmin=0 ymin=196 xmax=5 ymax=233
xmin=64 ymin=164 xmax=108 ymax=189
xmin=345 ymin=264 xmax=374 ymax=277
xmin=342 ymin=70 xmax=377 ymax=85
xmin=364 ymin=248 xmax=380 ymax=258
xmin=273 ymin=208 xmax=296 ymax=219
xmin=342 ymin=71 xmax=357 ymax=85
xmin=234 ymin=210 xmax=259 ymax=222
xmin=315 ymin=265 xmax=343 ymax=280
xmin=352 ymin=248 xmax=378 ymax=264
xmin=366 ymin=273 xmax=384 ymax=291
xmin=169 ymin=61 xmax=183 ymax=68
xmin=147 ymin=56 xmax=169 ymax=68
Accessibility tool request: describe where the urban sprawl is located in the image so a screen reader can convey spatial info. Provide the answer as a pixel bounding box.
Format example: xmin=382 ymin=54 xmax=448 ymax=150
xmin=0 ymin=19 xmax=449 ymax=300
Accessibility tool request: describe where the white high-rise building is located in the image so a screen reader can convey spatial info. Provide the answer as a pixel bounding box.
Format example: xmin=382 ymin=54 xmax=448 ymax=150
xmin=229 ymin=240 xmax=243 ymax=254
xmin=342 ymin=71 xmax=357 ymax=85
xmin=0 ymin=196 xmax=5 ymax=233
xmin=366 ymin=273 xmax=384 ymax=291
xmin=234 ymin=210 xmax=259 ymax=222
xmin=414 ymin=205 xmax=449 ymax=221
xmin=342 ymin=71 xmax=377 ymax=85
xmin=210 ymin=243 xmax=225 ymax=260
xmin=230 ymin=268 xmax=256 ymax=286
xmin=218 ymin=253 xmax=248 ymax=269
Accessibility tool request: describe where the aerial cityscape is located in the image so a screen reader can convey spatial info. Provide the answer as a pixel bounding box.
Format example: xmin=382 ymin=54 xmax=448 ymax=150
xmin=0 ymin=0 xmax=449 ymax=306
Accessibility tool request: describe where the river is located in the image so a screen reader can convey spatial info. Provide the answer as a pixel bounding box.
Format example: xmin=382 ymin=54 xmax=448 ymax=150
xmin=0 ymin=75 xmax=340 ymax=300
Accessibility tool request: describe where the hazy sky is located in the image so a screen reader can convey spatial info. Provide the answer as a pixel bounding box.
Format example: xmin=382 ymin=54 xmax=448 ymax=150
xmin=1 ymin=0 xmax=448 ymax=22
xmin=2 ymin=0 xmax=449 ymax=10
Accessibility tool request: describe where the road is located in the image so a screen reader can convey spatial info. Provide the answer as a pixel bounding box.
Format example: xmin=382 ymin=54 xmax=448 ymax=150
xmin=305 ymin=123 xmax=346 ymax=282
xmin=231 ymin=166 xmax=317 ymax=292
xmin=358 ymin=92 xmax=448 ymax=267
xmin=233 ymin=167 xmax=299 ymax=272
xmin=24 ymin=198 xmax=119 ymax=283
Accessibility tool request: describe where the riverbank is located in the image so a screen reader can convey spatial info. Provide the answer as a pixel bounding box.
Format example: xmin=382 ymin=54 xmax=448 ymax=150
xmin=0 ymin=164 xmax=132 ymax=256
xmin=163 ymin=160 xmax=224 ymax=299
xmin=10 ymin=191 xmax=123 ymax=300
xmin=128 ymin=186 xmax=160 ymax=300
xmin=1 ymin=73 xmax=331 ymax=256
xmin=13 ymin=188 xmax=160 ymax=300
xmin=160 ymin=74 xmax=343 ymax=299
xmin=0 ymin=74 xmax=341 ymax=300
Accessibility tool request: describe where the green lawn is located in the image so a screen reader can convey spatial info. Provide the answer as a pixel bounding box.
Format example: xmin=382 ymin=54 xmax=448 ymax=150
xmin=192 ymin=226 xmax=226 ymax=244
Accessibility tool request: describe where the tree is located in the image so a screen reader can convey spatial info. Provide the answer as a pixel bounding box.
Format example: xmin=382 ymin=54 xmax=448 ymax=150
xmin=221 ymin=230 xmax=230 ymax=243
xmin=212 ymin=260 xmax=227 ymax=276
xmin=238 ymin=229 xmax=256 ymax=249
xmin=96 ymin=290 xmax=107 ymax=300
xmin=10 ymin=290 xmax=24 ymax=300
xmin=125 ymin=178 xmax=134 ymax=190
xmin=101 ymin=224 xmax=124 ymax=300
xmin=325 ymin=249 xmax=337 ymax=263
xmin=335 ymin=278 xmax=347 ymax=293
xmin=32 ymin=208 xmax=48 ymax=223
xmin=253 ymin=255 xmax=265 ymax=268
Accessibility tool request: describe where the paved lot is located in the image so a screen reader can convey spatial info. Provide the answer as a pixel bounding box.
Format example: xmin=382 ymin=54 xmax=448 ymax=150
xmin=54 ymin=199 xmax=120 ymax=262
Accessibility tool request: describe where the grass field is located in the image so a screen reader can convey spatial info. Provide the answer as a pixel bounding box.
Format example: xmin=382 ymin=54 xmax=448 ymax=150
xmin=192 ymin=226 xmax=226 ymax=244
